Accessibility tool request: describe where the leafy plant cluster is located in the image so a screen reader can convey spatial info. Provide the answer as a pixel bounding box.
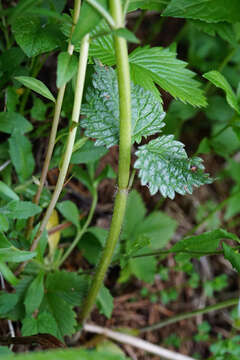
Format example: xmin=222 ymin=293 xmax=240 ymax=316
xmin=1 ymin=0 xmax=240 ymax=359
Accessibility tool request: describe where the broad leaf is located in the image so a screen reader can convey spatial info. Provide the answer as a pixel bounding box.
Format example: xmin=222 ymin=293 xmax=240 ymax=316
xmin=129 ymin=46 xmax=207 ymax=107
xmin=163 ymin=0 xmax=240 ymax=23
xmin=134 ymin=135 xmax=211 ymax=198
xmin=129 ymin=256 xmax=157 ymax=283
xmin=9 ymin=131 xmax=35 ymax=181
xmin=15 ymin=76 xmax=55 ymax=102
xmin=81 ymin=64 xmax=165 ymax=148
xmin=0 ymin=292 xmax=18 ymax=314
xmin=0 ymin=247 xmax=36 ymax=263
xmin=57 ymin=200 xmax=80 ymax=229
xmin=203 ymin=71 xmax=239 ymax=114
xmin=0 ymin=112 xmax=32 ymax=134
xmin=128 ymin=0 xmax=169 ymax=11
xmin=12 ymin=15 xmax=62 ymax=57
xmin=57 ymin=52 xmax=78 ymax=88
xmin=72 ymin=0 xmax=108 ymax=44
xmin=223 ymin=242 xmax=240 ymax=273
xmin=71 ymin=140 xmax=108 ymax=164
xmin=89 ymin=21 xmax=115 ymax=66
xmin=24 ymin=273 xmax=44 ymax=314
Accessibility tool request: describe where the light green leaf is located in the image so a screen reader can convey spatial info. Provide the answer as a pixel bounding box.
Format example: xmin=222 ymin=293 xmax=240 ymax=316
xmin=203 ymin=71 xmax=239 ymax=114
xmin=0 ymin=246 xmax=36 ymax=263
xmin=96 ymin=286 xmax=114 ymax=319
xmin=0 ymin=112 xmax=32 ymax=134
xmin=0 ymin=348 xmax=127 ymax=360
xmin=223 ymin=242 xmax=240 ymax=273
xmin=0 ymin=263 xmax=18 ymax=285
xmin=0 ymin=181 xmax=19 ymax=201
xmin=128 ymin=0 xmax=169 ymax=11
xmin=37 ymin=311 xmax=58 ymax=336
xmin=81 ymin=64 xmax=165 ymax=148
xmin=129 ymin=46 xmax=207 ymax=107
xmin=130 ymin=256 xmax=157 ymax=283
xmin=9 ymin=131 xmax=35 ymax=181
xmin=122 ymin=190 xmax=146 ymax=239
xmin=15 ymin=76 xmax=55 ymax=102
xmin=12 ymin=15 xmax=62 ymax=57
xmin=89 ymin=21 xmax=115 ymax=66
xmin=114 ymin=28 xmax=139 ymax=43
xmin=163 ymin=0 xmax=240 ymax=23
xmin=72 ymin=0 xmax=108 ymax=44
xmin=2 ymin=200 xmax=41 ymax=219
xmin=57 ymin=201 xmax=80 ymax=229
xmin=134 ymin=135 xmax=211 ymax=198
xmin=24 ymin=273 xmax=44 ymax=314
xmin=0 ymin=214 xmax=9 ymax=232
xmin=57 ymin=52 xmax=78 ymax=88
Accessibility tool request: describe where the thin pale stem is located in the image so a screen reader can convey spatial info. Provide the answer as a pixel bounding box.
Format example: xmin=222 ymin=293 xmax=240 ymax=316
xmin=30 ymin=34 xmax=90 ymax=252
xmin=27 ymin=0 xmax=82 ymax=237
xmin=140 ymin=298 xmax=239 ymax=332
xmin=79 ymin=0 xmax=132 ymax=323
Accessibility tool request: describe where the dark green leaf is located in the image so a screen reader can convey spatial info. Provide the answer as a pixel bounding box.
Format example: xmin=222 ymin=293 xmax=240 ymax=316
xmin=0 ymin=292 xmax=18 ymax=314
xmin=24 ymin=273 xmax=44 ymax=314
xmin=15 ymin=76 xmax=55 ymax=102
xmin=81 ymin=64 xmax=165 ymax=148
xmin=57 ymin=52 xmax=78 ymax=88
xmin=2 ymin=200 xmax=41 ymax=219
xmin=21 ymin=316 xmax=38 ymax=336
xmin=129 ymin=46 xmax=207 ymax=107
xmin=0 ymin=112 xmax=32 ymax=134
xmin=134 ymin=135 xmax=211 ymax=198
xmin=71 ymin=140 xmax=108 ymax=164
xmin=128 ymin=0 xmax=169 ymax=11
xmin=0 ymin=181 xmax=19 ymax=201
xmin=12 ymin=15 xmax=62 ymax=57
xmin=9 ymin=131 xmax=35 ymax=181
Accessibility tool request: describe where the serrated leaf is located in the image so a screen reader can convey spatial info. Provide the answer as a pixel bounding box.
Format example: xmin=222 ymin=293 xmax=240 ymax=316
xmin=163 ymin=0 xmax=240 ymax=23
xmin=9 ymin=131 xmax=35 ymax=181
xmin=15 ymin=76 xmax=55 ymax=102
xmin=57 ymin=201 xmax=80 ymax=229
xmin=172 ymin=229 xmax=237 ymax=255
xmin=12 ymin=15 xmax=62 ymax=57
xmin=24 ymin=273 xmax=44 ymax=314
xmin=134 ymin=135 xmax=211 ymax=199
xmin=0 ymin=292 xmax=18 ymax=314
xmin=203 ymin=71 xmax=239 ymax=114
xmin=89 ymin=21 xmax=116 ymax=66
xmin=81 ymin=64 xmax=165 ymax=148
xmin=57 ymin=52 xmax=78 ymax=88
xmin=2 ymin=200 xmax=41 ymax=219
xmin=43 ymin=293 xmax=76 ymax=340
xmin=72 ymin=0 xmax=108 ymax=44
xmin=0 ymin=112 xmax=33 ymax=134
xmin=96 ymin=286 xmax=114 ymax=319
xmin=21 ymin=316 xmax=38 ymax=336
xmin=129 ymin=46 xmax=207 ymax=107
xmin=0 ymin=181 xmax=19 ymax=201
xmin=46 ymin=271 xmax=89 ymax=306
xmin=223 ymin=242 xmax=240 ymax=273
xmin=37 ymin=311 xmax=58 ymax=336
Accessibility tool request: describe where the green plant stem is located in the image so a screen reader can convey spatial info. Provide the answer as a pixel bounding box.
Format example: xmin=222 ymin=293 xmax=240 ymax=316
xmin=85 ymin=0 xmax=116 ymax=28
xmin=79 ymin=0 xmax=131 ymax=323
xmin=30 ymin=33 xmax=90 ymax=252
xmin=140 ymin=298 xmax=239 ymax=332
xmin=186 ymin=189 xmax=240 ymax=236
xmin=27 ymin=0 xmax=82 ymax=236
xmin=58 ymin=189 xmax=98 ymax=267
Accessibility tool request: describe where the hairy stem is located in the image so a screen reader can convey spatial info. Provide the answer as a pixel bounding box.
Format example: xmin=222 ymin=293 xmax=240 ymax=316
xmin=79 ymin=0 xmax=131 ymax=323
xmin=27 ymin=0 xmax=82 ymax=236
xmin=30 ymin=33 xmax=90 ymax=252
xmin=140 ymin=298 xmax=238 ymax=332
